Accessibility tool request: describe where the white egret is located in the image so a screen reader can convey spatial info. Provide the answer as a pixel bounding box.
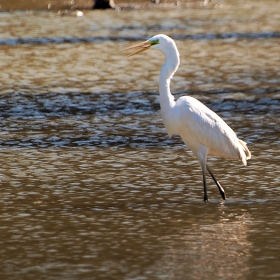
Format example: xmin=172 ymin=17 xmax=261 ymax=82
xmin=126 ymin=34 xmax=251 ymax=201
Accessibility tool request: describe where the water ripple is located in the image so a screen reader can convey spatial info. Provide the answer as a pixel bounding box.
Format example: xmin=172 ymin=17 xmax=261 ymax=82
xmin=0 ymin=91 xmax=279 ymax=118
xmin=0 ymin=32 xmax=279 ymax=46
xmin=0 ymin=91 xmax=279 ymax=149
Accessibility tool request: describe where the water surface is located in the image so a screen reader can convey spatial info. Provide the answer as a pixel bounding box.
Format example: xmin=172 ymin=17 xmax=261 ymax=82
xmin=0 ymin=1 xmax=280 ymax=279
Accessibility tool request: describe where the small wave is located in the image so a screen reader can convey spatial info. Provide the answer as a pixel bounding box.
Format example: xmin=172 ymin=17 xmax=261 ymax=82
xmin=173 ymin=31 xmax=280 ymax=40
xmin=0 ymin=91 xmax=278 ymax=148
xmin=0 ymin=36 xmax=122 ymax=46
xmin=0 ymin=91 xmax=279 ymax=118
xmin=0 ymin=32 xmax=279 ymax=46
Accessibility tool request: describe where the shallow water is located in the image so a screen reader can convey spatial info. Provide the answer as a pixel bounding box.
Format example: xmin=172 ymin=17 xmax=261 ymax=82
xmin=0 ymin=1 xmax=280 ymax=279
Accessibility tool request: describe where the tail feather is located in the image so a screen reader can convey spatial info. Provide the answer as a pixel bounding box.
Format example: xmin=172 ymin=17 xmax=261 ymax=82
xmin=238 ymin=139 xmax=251 ymax=166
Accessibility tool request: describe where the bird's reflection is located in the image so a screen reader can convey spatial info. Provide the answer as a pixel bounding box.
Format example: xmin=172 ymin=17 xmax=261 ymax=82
xmin=155 ymin=207 xmax=252 ymax=279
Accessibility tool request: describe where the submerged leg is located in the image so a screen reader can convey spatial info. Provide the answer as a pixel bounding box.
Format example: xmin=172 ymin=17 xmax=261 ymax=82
xmin=206 ymin=165 xmax=226 ymax=200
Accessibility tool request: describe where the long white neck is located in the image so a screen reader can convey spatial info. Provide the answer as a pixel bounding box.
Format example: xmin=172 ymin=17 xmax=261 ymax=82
xmin=158 ymin=47 xmax=180 ymax=114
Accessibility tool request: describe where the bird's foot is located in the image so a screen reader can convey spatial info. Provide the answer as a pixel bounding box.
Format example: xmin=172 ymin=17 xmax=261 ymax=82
xmin=217 ymin=181 xmax=226 ymax=200
xmin=220 ymin=190 xmax=226 ymax=200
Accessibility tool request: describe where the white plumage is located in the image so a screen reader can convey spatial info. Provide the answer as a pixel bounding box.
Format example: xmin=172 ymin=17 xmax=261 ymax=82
xmin=126 ymin=34 xmax=251 ymax=201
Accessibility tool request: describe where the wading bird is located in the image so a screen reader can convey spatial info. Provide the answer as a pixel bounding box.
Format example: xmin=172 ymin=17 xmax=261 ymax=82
xmin=126 ymin=34 xmax=251 ymax=201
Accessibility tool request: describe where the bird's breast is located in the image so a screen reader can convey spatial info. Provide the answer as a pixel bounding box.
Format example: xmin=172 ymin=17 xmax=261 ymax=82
xmin=161 ymin=110 xmax=179 ymax=137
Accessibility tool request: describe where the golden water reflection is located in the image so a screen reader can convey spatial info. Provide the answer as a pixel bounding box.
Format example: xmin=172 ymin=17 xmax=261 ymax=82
xmin=157 ymin=208 xmax=252 ymax=279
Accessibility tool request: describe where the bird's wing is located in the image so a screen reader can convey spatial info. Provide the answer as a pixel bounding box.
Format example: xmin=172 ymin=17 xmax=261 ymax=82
xmin=175 ymin=96 xmax=242 ymax=159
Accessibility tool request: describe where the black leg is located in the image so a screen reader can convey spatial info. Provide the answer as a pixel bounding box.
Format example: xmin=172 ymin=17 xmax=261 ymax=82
xmin=206 ymin=165 xmax=226 ymax=200
xmin=202 ymin=166 xmax=208 ymax=201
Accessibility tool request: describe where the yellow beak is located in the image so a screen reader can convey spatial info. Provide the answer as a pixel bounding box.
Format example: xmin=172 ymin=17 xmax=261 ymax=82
xmin=125 ymin=41 xmax=152 ymax=57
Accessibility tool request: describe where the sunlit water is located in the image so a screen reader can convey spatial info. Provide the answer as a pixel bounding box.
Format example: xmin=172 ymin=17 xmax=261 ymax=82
xmin=0 ymin=1 xmax=280 ymax=279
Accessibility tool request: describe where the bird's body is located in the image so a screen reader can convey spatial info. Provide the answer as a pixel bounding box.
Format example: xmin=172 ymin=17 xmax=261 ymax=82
xmin=164 ymin=95 xmax=249 ymax=163
xmin=126 ymin=34 xmax=251 ymax=201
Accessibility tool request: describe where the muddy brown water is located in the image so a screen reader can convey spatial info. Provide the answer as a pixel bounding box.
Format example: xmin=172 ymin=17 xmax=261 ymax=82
xmin=0 ymin=1 xmax=280 ymax=279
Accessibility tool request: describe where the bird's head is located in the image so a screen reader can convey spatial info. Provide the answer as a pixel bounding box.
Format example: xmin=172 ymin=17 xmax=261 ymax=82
xmin=125 ymin=34 xmax=175 ymax=57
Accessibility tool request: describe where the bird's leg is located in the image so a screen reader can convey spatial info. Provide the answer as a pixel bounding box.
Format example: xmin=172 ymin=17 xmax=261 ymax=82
xmin=206 ymin=165 xmax=226 ymax=200
xmin=202 ymin=165 xmax=208 ymax=201
xmin=198 ymin=148 xmax=209 ymax=201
